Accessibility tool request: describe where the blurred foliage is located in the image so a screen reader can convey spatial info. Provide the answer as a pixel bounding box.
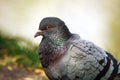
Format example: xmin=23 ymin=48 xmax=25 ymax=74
xmin=0 ymin=31 xmax=42 ymax=70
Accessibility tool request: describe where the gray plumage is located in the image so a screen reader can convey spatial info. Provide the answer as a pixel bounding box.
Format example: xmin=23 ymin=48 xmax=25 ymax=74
xmin=34 ymin=17 xmax=120 ymax=80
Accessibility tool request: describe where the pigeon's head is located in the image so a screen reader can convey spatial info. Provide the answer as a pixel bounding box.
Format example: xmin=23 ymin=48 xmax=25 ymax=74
xmin=34 ymin=17 xmax=71 ymax=39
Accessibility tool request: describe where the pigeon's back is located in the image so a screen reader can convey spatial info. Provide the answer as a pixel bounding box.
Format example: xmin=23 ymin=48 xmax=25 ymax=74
xmin=45 ymin=34 xmax=120 ymax=80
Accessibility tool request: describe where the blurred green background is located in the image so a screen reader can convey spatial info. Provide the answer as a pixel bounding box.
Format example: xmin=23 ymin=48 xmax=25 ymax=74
xmin=0 ymin=0 xmax=120 ymax=80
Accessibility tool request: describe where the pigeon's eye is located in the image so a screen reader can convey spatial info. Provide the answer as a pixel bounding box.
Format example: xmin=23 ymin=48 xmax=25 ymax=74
xmin=46 ymin=25 xmax=53 ymax=30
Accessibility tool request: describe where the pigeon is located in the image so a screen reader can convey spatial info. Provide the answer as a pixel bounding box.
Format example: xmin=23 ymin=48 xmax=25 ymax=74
xmin=34 ymin=17 xmax=120 ymax=80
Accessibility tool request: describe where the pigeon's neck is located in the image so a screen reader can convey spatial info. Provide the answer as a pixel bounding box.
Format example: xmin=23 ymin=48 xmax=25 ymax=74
xmin=44 ymin=25 xmax=72 ymax=48
xmin=39 ymin=38 xmax=69 ymax=68
xmin=39 ymin=26 xmax=72 ymax=68
xmin=51 ymin=25 xmax=72 ymax=41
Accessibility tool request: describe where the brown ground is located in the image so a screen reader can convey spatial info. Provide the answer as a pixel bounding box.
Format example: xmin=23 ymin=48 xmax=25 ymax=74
xmin=0 ymin=66 xmax=48 ymax=80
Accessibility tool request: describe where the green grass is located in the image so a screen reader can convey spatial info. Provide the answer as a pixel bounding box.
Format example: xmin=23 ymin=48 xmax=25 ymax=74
xmin=0 ymin=32 xmax=42 ymax=70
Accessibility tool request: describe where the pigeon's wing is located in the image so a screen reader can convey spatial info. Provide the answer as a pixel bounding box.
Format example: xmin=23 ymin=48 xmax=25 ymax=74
xmin=63 ymin=37 xmax=112 ymax=80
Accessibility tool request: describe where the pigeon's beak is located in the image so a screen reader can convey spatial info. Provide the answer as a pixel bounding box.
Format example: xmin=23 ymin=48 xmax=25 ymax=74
xmin=34 ymin=29 xmax=43 ymax=38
